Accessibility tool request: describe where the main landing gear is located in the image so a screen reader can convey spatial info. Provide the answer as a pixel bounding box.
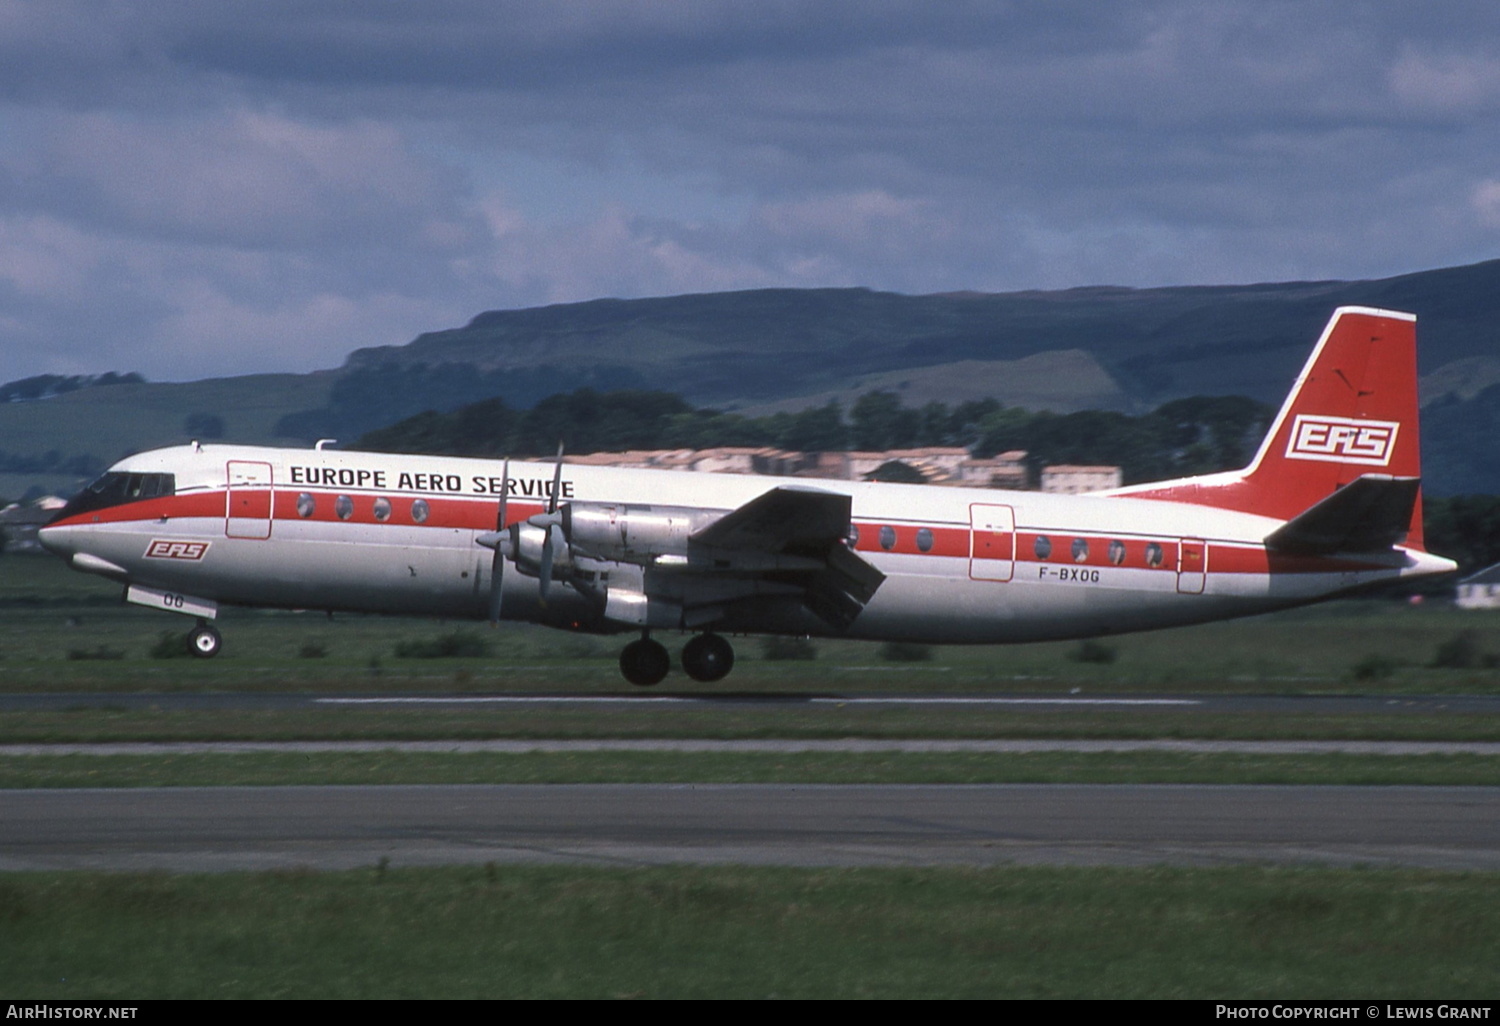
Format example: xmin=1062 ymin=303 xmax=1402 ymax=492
xmin=619 ymin=634 xmax=671 ymax=687
xmin=681 ymin=632 xmax=734 ymax=683
xmin=617 ymin=631 xmax=736 ymax=687
xmin=188 ymin=620 xmax=222 ymax=659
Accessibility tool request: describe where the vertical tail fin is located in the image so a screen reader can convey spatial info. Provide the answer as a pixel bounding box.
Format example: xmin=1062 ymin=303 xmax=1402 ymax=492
xmin=1114 ymin=307 xmax=1426 ymax=549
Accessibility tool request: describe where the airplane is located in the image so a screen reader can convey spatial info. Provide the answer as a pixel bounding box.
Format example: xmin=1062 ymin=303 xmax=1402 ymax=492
xmin=38 ymin=306 xmax=1456 ymax=686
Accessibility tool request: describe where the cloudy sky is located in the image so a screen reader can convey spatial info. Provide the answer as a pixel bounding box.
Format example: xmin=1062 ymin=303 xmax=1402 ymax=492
xmin=2 ymin=1 xmax=1499 ymax=384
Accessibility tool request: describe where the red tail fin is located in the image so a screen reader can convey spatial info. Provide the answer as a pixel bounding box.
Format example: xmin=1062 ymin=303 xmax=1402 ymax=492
xmin=1115 ymin=307 xmax=1425 ymax=548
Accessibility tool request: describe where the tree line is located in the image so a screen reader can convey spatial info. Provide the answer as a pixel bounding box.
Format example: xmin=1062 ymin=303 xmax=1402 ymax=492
xmin=355 ymin=385 xmax=1273 ymax=487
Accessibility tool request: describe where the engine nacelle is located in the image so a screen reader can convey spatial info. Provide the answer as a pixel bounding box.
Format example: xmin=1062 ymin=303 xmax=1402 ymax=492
xmin=563 ymin=503 xmax=721 ymax=565
xmin=507 ymin=521 xmax=572 ymax=578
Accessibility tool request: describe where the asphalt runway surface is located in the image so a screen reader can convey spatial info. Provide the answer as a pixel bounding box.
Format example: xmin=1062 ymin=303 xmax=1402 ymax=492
xmin=4 ymin=783 xmax=1499 ymax=873
xmin=5 ymin=689 xmax=1497 ymax=874
xmin=4 ymin=739 xmax=1500 ymax=754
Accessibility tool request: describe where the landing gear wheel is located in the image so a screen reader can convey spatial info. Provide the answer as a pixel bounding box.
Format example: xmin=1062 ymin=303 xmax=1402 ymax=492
xmin=188 ymin=623 xmax=222 ymax=659
xmin=682 ymin=633 xmax=734 ymax=683
xmin=619 ymin=637 xmax=670 ymax=687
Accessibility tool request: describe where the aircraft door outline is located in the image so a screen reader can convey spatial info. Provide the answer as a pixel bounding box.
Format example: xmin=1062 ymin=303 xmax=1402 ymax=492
xmin=226 ymin=460 xmax=274 ymax=540
xmin=1177 ymin=538 xmax=1206 ymax=594
xmin=969 ymin=503 xmax=1015 ymax=582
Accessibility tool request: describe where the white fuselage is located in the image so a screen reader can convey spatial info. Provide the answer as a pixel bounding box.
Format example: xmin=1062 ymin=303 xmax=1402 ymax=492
xmin=38 ymin=443 xmax=1448 ymax=645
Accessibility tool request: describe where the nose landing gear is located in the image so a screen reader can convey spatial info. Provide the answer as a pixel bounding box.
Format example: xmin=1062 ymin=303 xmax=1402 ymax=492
xmin=187 ymin=620 xmax=222 ymax=659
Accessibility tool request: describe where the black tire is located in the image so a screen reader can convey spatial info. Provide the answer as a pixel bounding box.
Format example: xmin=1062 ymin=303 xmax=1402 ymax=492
xmin=619 ymin=638 xmax=670 ymax=686
xmin=188 ymin=624 xmax=222 ymax=659
xmin=681 ymin=633 xmax=734 ymax=682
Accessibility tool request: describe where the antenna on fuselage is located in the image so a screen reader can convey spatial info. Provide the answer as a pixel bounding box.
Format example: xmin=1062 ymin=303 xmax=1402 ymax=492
xmin=315 ymin=439 xmax=337 ymax=450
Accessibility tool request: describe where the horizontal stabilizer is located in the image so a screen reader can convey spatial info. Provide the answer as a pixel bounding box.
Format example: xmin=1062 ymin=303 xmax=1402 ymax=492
xmin=1264 ymin=475 xmax=1420 ymax=556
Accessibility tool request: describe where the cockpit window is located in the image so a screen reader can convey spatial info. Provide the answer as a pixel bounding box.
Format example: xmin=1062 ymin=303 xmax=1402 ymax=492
xmin=54 ymin=472 xmax=176 ymax=521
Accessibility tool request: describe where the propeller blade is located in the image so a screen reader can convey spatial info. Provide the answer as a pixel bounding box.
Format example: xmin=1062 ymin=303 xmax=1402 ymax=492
xmin=538 ymin=522 xmax=559 ymax=603
xmin=547 ymin=441 xmax=565 ymax=515
xmin=488 ymin=458 xmax=510 ymax=624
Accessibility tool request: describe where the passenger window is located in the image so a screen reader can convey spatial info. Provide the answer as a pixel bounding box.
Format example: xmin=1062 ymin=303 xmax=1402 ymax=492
xmin=1145 ymin=542 xmax=1164 ymax=568
xmin=916 ymin=527 xmax=934 ymax=553
xmin=1033 ymin=535 xmax=1052 ymax=560
xmin=335 ymin=495 xmax=354 ymax=521
xmin=879 ymin=525 xmax=897 ymax=551
xmin=1108 ymin=540 xmax=1126 ymax=566
xmin=1071 ymin=538 xmax=1089 ymax=562
xmin=411 ymin=499 xmax=430 ymax=524
xmin=373 ymin=497 xmax=392 ymax=522
xmin=847 ymin=523 xmax=860 ymax=547
xmin=296 ymin=493 xmax=315 ymax=518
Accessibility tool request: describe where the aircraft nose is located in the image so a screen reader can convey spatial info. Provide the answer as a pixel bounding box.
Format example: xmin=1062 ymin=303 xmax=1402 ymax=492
xmin=37 ymin=523 xmax=71 ymax=558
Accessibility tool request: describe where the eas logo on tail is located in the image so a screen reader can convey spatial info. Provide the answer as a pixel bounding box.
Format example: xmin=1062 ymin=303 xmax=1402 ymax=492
xmin=1285 ymin=415 xmax=1399 ymax=466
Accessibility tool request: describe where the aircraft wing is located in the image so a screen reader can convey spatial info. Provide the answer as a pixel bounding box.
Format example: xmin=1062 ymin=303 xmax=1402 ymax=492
xmin=692 ymin=485 xmax=852 ymax=552
xmin=689 ymin=486 xmax=885 ymax=630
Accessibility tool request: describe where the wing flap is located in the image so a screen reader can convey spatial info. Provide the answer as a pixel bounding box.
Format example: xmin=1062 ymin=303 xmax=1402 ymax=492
xmin=688 ymin=486 xmax=884 ymax=629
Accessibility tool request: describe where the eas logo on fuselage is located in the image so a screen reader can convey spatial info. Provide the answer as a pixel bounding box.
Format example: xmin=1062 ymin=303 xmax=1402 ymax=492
xmin=145 ymin=539 xmax=210 ymax=561
xmin=1285 ymin=415 xmax=1399 ymax=466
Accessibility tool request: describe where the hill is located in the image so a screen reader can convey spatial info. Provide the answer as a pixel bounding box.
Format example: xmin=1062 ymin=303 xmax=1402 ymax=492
xmin=3 ymin=259 xmax=1499 ymax=499
xmin=336 ymin=261 xmax=1500 ymax=410
xmin=0 ymin=373 xmax=332 ymax=501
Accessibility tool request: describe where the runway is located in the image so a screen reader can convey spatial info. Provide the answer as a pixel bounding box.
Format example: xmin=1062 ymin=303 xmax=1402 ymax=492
xmin=3 ymin=689 xmax=1499 ymax=714
xmin=4 ymin=783 xmax=1498 ymax=873
xmin=4 ymin=738 xmax=1500 ymax=754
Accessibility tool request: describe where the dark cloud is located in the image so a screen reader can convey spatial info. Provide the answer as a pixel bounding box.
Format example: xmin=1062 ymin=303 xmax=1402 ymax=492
xmin=1 ymin=2 xmax=1499 ymax=383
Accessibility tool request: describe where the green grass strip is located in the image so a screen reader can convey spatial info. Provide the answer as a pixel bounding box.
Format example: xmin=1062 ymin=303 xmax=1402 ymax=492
xmin=1 ymin=863 xmax=1497 ymax=998
xmin=6 ymin=706 xmax=1500 ymax=744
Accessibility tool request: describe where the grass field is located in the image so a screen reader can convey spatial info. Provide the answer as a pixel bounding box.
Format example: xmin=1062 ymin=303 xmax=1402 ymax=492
xmin=5 ymin=553 xmax=1500 ymax=696
xmin=2 ymin=863 xmax=1497 ymax=998
xmin=5 ymin=553 xmax=1500 ymax=999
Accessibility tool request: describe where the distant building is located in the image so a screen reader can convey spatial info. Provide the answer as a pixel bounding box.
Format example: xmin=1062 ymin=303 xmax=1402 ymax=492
xmin=1456 ymin=564 xmax=1500 ymax=609
xmin=955 ymin=451 xmax=1029 ymax=490
xmin=794 ymin=452 xmax=852 ymax=479
xmin=566 ymin=450 xmax=689 ymax=470
xmin=880 ymin=448 xmax=970 ymax=481
xmin=1040 ymin=465 xmax=1122 ymax=494
xmin=689 ymin=447 xmax=802 ymax=476
xmin=796 ymin=447 xmax=983 ymax=485
xmin=0 ymin=496 xmax=65 ymax=554
xmin=556 ymin=446 xmax=1055 ymax=490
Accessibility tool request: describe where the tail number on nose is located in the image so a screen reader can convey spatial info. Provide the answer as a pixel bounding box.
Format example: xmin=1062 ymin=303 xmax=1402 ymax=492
xmin=125 ymin=584 xmax=218 ymax=620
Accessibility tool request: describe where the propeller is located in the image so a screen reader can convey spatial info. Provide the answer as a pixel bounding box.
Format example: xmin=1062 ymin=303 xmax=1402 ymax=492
xmin=487 ymin=458 xmax=510 ymax=624
xmin=535 ymin=442 xmax=566 ymax=603
xmin=547 ymin=440 xmax=564 ymax=515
